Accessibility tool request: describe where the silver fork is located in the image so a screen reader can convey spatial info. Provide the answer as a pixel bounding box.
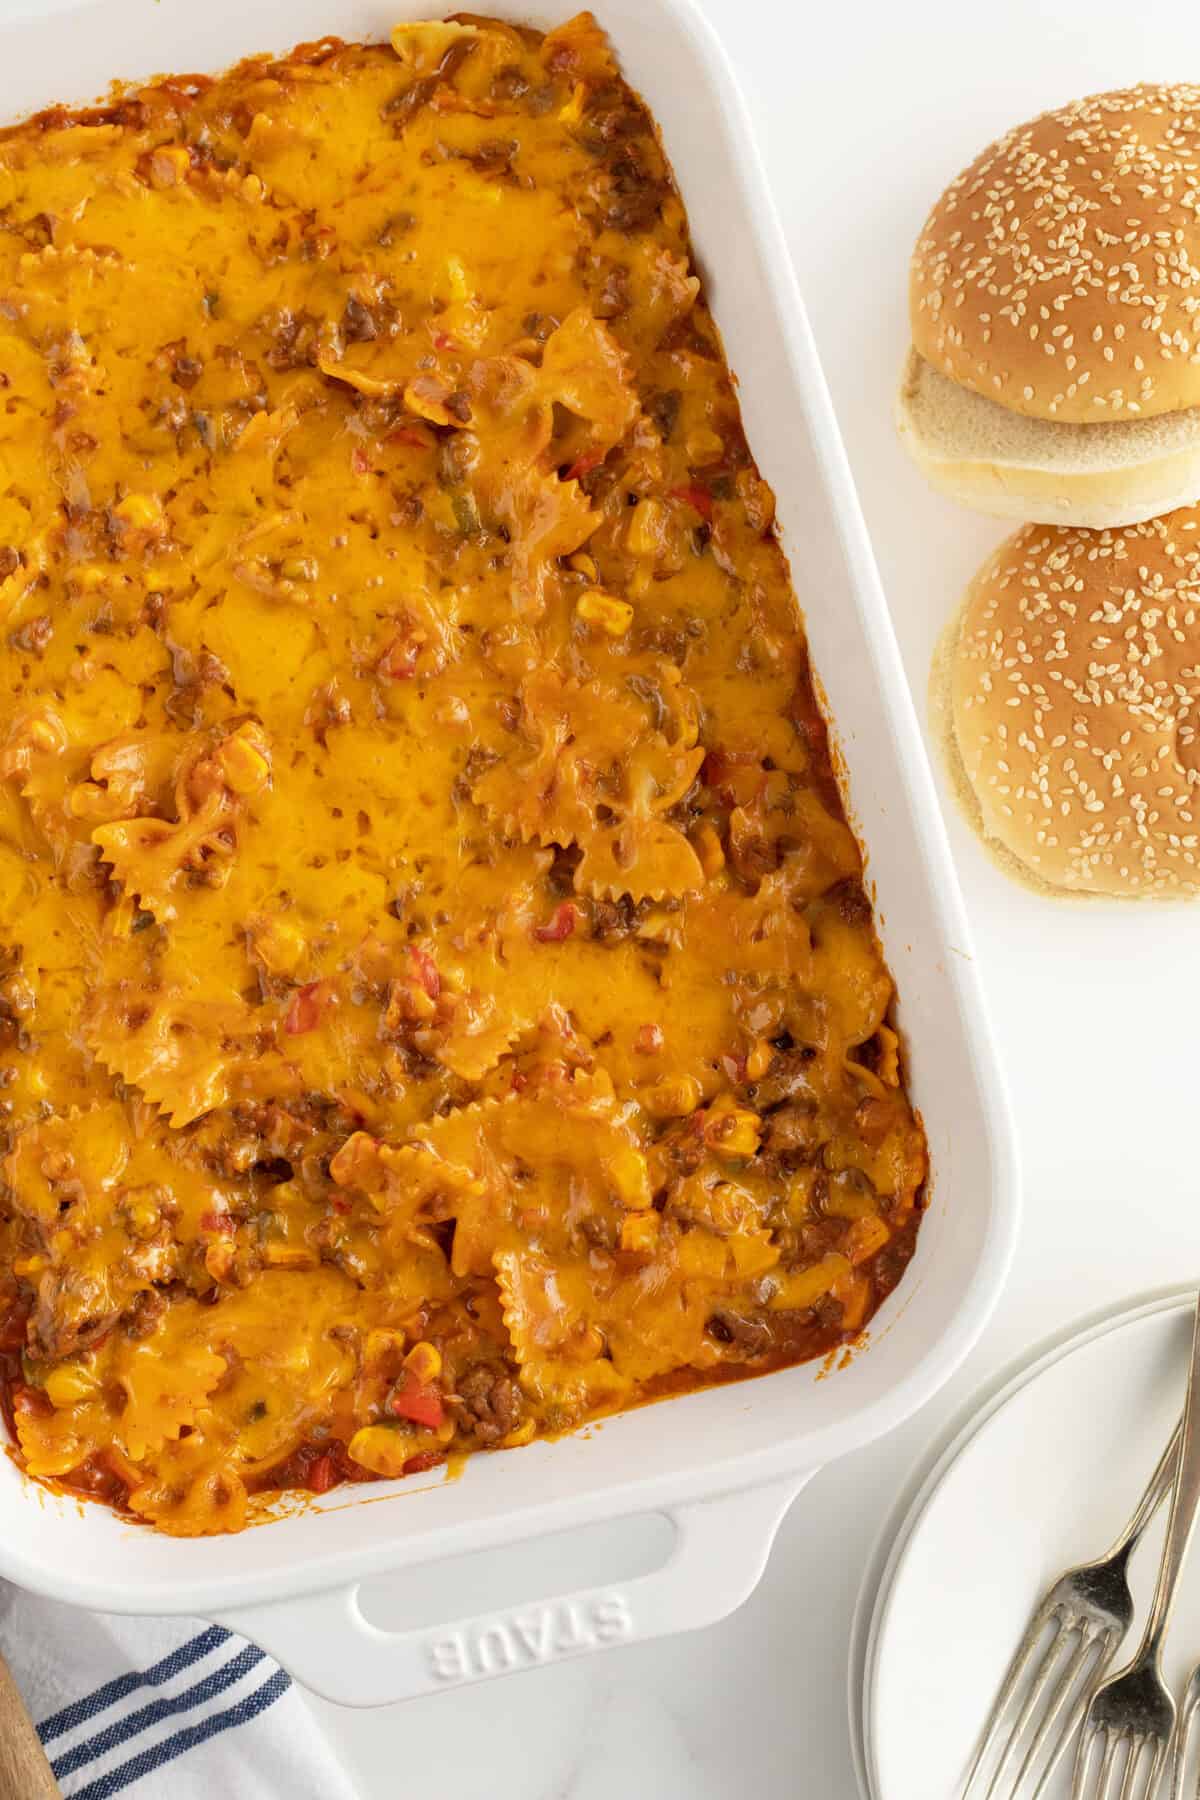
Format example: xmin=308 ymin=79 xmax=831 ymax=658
xmin=963 ymin=1417 xmax=1180 ymax=1799
xmin=1170 ymin=1663 xmax=1200 ymax=1799
xmin=1072 ymin=1297 xmax=1200 ymax=1800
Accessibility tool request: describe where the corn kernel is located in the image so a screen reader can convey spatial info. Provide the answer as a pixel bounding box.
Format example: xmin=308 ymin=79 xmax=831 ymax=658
xmin=112 ymin=492 xmax=165 ymax=536
xmin=692 ymin=821 xmax=725 ymax=879
xmin=704 ymin=1100 xmax=761 ymax=1160
xmin=241 ymin=172 xmax=266 ymax=203
xmin=205 ymin=1240 xmax=236 ymax=1284
xmin=44 ymin=1364 xmax=98 ymax=1408
xmin=558 ymin=81 xmax=587 ymax=124
xmin=279 ymin=556 xmax=319 ymax=584
xmin=636 ymin=910 xmax=678 ymax=945
xmin=149 ymin=145 xmax=190 ymax=189
xmin=644 ymin=1074 xmax=702 ymax=1119
xmin=329 ymin=1130 xmax=379 ymax=1189
xmin=568 ymin=551 xmax=597 ymax=579
xmin=607 ymin=1145 xmax=652 ymax=1210
xmin=744 ymin=1039 xmax=773 ymax=1082
xmin=627 ymin=497 xmax=669 ymax=557
xmin=217 ymin=727 xmax=271 ymax=797
xmin=347 ymin=1423 xmax=419 ymax=1478
xmin=28 ymin=715 xmax=66 ymax=754
xmin=620 ymin=1210 xmax=660 ymax=1256
xmin=403 ymin=1340 xmax=442 ymax=1382
xmin=125 ymin=1195 xmax=161 ymax=1240
xmin=364 ymin=1327 xmax=407 ymax=1370
xmin=684 ymin=425 xmax=724 ymax=465
xmin=576 ymin=589 xmax=633 ymax=638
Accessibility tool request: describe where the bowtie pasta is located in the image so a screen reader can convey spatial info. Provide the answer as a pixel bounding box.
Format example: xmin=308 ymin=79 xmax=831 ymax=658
xmin=0 ymin=12 xmax=926 ymax=1535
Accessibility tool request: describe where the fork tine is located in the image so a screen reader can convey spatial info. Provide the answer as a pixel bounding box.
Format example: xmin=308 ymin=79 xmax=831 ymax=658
xmin=1137 ymin=1737 xmax=1167 ymax=1800
xmin=1095 ymin=1730 xmax=1122 ymax=1800
xmin=1073 ymin=1712 xmax=1100 ymax=1800
xmin=1144 ymin=1738 xmax=1167 ymax=1800
xmin=962 ymin=1607 xmax=1065 ymax=1798
xmin=1074 ymin=1723 xmax=1116 ymax=1800
xmin=1116 ymin=1736 xmax=1146 ymax=1800
xmin=980 ymin=1613 xmax=1077 ymax=1800
xmin=1183 ymin=1685 xmax=1200 ymax=1800
xmin=1074 ymin=1722 xmax=1098 ymax=1800
xmin=1024 ymin=1626 xmax=1115 ymax=1800
xmin=1180 ymin=1692 xmax=1200 ymax=1800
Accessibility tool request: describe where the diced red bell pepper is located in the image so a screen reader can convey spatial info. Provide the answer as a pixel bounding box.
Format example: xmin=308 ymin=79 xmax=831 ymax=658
xmin=565 ymin=447 xmax=604 ymax=482
xmin=669 ymin=483 xmax=713 ymax=522
xmin=306 ymin=1453 xmax=336 ymax=1494
xmin=409 ymin=945 xmax=440 ymax=1000
xmin=387 ymin=426 xmax=428 ymax=449
xmin=11 ymin=1383 xmax=50 ymax=1419
xmin=388 ymin=1369 xmax=445 ymax=1429
xmin=533 ymin=901 xmax=578 ymax=943
xmin=377 ymin=634 xmax=420 ymax=681
xmin=701 ymin=747 xmax=756 ymax=784
xmin=285 ymin=981 xmax=327 ymax=1035
xmin=431 ymin=330 xmax=457 ymax=352
xmin=403 ymin=1450 xmax=445 ymax=1476
xmin=0 ymin=1307 xmax=28 ymax=1353
xmin=199 ymin=1209 xmax=235 ymax=1236
xmin=701 ymin=747 xmax=766 ymax=807
xmin=635 ymin=1023 xmax=664 ymax=1054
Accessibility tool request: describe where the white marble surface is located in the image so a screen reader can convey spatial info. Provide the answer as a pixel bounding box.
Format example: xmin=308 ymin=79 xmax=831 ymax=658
xmin=302 ymin=0 xmax=1198 ymax=1791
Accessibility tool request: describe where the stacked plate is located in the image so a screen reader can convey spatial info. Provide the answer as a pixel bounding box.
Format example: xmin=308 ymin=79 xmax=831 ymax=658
xmin=849 ymin=1291 xmax=1199 ymax=1799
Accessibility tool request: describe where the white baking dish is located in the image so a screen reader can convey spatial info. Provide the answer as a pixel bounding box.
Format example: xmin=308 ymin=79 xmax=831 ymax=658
xmin=0 ymin=0 xmax=1018 ymax=1707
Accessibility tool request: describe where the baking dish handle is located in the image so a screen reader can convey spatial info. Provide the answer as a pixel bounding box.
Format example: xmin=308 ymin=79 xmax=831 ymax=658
xmin=212 ymin=1473 xmax=810 ymax=1707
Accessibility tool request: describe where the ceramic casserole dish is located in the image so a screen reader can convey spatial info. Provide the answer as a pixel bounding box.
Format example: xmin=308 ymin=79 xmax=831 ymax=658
xmin=0 ymin=0 xmax=1019 ymax=1706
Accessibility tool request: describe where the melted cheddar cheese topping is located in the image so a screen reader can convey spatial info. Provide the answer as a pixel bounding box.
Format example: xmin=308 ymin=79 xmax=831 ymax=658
xmin=0 ymin=13 xmax=927 ymax=1534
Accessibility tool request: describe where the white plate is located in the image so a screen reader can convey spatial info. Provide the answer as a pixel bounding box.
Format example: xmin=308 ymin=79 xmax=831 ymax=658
xmin=850 ymin=1288 xmax=1200 ymax=1800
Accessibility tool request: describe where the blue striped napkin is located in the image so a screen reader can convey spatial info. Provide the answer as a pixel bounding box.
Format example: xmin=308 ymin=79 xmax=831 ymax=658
xmin=0 ymin=1585 xmax=361 ymax=1799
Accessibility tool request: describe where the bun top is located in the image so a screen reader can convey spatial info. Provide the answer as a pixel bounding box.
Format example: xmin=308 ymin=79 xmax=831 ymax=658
xmin=912 ymin=86 xmax=1200 ymax=426
xmin=950 ymin=507 xmax=1200 ymax=896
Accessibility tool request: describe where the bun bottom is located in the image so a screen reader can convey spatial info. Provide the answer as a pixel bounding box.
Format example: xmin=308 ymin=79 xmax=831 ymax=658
xmin=898 ymin=348 xmax=1200 ymax=528
xmin=930 ymin=589 xmax=1196 ymax=902
xmin=928 ymin=606 xmax=1082 ymax=901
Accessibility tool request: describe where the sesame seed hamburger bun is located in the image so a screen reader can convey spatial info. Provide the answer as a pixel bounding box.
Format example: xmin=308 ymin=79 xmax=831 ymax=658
xmin=941 ymin=507 xmax=1200 ymax=897
xmin=902 ymin=85 xmax=1200 ymax=528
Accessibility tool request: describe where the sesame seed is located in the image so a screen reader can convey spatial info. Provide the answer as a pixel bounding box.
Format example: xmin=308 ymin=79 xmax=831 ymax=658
xmin=913 ymin=85 xmax=1200 ymax=423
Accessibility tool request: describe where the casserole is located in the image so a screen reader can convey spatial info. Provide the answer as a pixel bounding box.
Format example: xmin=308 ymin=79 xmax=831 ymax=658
xmin=0 ymin=0 xmax=1018 ymax=1704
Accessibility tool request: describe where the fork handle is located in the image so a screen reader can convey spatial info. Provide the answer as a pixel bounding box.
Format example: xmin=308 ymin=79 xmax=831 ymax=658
xmin=1111 ymin=1416 xmax=1183 ymax=1560
xmin=1138 ymin=1299 xmax=1200 ymax=1665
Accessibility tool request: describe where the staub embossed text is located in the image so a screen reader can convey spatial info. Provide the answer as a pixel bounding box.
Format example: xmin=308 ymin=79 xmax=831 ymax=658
xmin=428 ymin=1595 xmax=634 ymax=1683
